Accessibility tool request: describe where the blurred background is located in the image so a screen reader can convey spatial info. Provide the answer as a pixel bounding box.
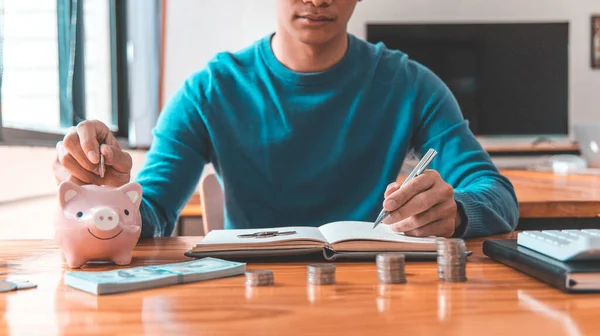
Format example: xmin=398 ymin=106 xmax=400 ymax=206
xmin=1 ymin=0 xmax=599 ymax=239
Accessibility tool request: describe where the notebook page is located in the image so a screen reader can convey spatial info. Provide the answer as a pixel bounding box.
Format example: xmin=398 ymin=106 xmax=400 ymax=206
xmin=197 ymin=226 xmax=327 ymax=246
xmin=318 ymin=221 xmax=439 ymax=245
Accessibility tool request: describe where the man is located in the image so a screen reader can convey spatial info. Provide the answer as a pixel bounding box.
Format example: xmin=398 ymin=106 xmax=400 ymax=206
xmin=53 ymin=0 xmax=519 ymax=239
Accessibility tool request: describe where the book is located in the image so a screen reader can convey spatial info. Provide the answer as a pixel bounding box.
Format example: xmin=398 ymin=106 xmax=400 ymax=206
xmin=64 ymin=257 xmax=246 ymax=295
xmin=185 ymin=221 xmax=440 ymax=261
xmin=482 ymin=239 xmax=600 ymax=293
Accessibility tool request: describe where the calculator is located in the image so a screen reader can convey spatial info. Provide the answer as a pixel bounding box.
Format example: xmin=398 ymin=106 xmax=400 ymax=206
xmin=517 ymin=229 xmax=600 ymax=261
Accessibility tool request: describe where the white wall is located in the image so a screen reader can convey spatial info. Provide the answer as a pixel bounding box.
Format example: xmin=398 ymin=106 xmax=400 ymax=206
xmin=163 ymin=0 xmax=276 ymax=104
xmin=0 ymin=146 xmax=150 ymax=204
xmin=163 ymin=0 xmax=600 ymax=134
xmin=0 ymin=146 xmax=150 ymax=239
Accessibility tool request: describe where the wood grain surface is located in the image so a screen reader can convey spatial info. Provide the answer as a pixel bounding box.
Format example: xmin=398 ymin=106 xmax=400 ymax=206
xmin=180 ymin=170 xmax=600 ymax=220
xmin=482 ymin=142 xmax=579 ymax=153
xmin=500 ymin=170 xmax=600 ymax=218
xmin=1 ymin=234 xmax=600 ymax=336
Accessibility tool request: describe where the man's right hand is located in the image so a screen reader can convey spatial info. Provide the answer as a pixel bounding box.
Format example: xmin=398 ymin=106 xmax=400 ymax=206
xmin=53 ymin=120 xmax=133 ymax=187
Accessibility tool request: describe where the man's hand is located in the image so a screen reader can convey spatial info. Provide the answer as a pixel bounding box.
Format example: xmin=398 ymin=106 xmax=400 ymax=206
xmin=381 ymin=170 xmax=461 ymax=238
xmin=53 ymin=120 xmax=133 ymax=187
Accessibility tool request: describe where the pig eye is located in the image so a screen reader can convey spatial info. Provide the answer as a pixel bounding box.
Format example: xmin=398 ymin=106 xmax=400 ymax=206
xmin=76 ymin=211 xmax=83 ymax=218
xmin=124 ymin=209 xmax=130 ymax=216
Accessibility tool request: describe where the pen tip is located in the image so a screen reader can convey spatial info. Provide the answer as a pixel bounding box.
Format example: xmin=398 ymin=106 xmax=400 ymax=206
xmin=373 ymin=212 xmax=386 ymax=228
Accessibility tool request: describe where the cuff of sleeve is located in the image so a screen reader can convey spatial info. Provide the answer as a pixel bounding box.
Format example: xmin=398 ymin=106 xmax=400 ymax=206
xmin=453 ymin=190 xmax=484 ymax=239
xmin=139 ymin=199 xmax=160 ymax=239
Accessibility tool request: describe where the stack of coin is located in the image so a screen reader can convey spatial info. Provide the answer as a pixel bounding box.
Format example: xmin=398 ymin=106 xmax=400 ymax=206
xmin=8 ymin=279 xmax=37 ymax=290
xmin=244 ymin=270 xmax=274 ymax=286
xmin=307 ymin=264 xmax=336 ymax=285
xmin=376 ymin=253 xmax=407 ymax=284
xmin=436 ymin=238 xmax=467 ymax=282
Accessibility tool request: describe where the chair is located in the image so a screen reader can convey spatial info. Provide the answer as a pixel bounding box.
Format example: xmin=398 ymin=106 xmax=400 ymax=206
xmin=199 ymin=172 xmax=225 ymax=234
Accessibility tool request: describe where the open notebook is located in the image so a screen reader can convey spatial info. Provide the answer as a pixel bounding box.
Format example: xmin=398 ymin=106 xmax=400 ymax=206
xmin=185 ymin=221 xmax=440 ymax=261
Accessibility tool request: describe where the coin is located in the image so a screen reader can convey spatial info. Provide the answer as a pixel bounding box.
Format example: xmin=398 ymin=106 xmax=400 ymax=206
xmin=245 ymin=270 xmax=274 ymax=286
xmin=376 ymin=253 xmax=406 ymax=284
xmin=14 ymin=280 xmax=37 ymax=290
xmin=99 ymin=153 xmax=105 ymax=178
xmin=307 ymin=264 xmax=336 ymax=285
xmin=307 ymin=264 xmax=336 ymax=271
xmin=436 ymin=238 xmax=467 ymax=282
xmin=0 ymin=280 xmax=17 ymax=293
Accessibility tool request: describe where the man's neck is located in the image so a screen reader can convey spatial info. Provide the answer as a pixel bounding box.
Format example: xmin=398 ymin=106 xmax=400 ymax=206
xmin=271 ymin=31 xmax=348 ymax=73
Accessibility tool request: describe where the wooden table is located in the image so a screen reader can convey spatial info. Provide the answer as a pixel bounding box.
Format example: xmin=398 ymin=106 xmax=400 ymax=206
xmin=501 ymin=170 xmax=600 ymax=219
xmin=180 ymin=193 xmax=202 ymax=218
xmin=482 ymin=142 xmax=580 ymax=155
xmin=179 ymin=170 xmax=600 ymax=231
xmin=1 ymin=235 xmax=599 ymax=335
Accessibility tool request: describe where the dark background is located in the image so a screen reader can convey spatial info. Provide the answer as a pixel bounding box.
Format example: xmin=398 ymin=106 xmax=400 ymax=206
xmin=367 ymin=22 xmax=570 ymax=137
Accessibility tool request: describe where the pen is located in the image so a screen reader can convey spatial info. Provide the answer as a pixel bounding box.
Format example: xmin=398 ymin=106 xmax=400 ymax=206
xmin=372 ymin=148 xmax=438 ymax=229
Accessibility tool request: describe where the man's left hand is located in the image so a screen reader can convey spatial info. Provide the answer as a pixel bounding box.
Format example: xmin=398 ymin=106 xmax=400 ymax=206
xmin=381 ymin=170 xmax=461 ymax=238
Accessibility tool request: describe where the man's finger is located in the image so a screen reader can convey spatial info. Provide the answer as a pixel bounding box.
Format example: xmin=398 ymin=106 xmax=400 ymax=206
xmin=53 ymin=158 xmax=69 ymax=184
xmin=101 ymin=144 xmax=133 ymax=174
xmin=389 ymin=182 xmax=453 ymax=224
xmin=76 ymin=120 xmax=110 ymax=164
xmin=102 ymin=165 xmax=131 ymax=187
xmin=391 ymin=200 xmax=457 ymax=232
xmin=383 ymin=186 xmax=445 ymax=224
xmin=53 ymin=159 xmax=85 ymax=186
xmin=401 ymin=218 xmax=455 ymax=238
xmin=61 ymin=132 xmax=97 ymax=172
xmin=384 ymin=182 xmax=400 ymax=197
xmin=383 ymin=173 xmax=436 ymax=212
xmin=57 ymin=143 xmax=99 ymax=184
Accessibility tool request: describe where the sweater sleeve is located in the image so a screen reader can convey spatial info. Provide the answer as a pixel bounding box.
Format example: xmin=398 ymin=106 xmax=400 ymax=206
xmin=409 ymin=64 xmax=519 ymax=238
xmin=135 ymin=75 xmax=212 ymax=238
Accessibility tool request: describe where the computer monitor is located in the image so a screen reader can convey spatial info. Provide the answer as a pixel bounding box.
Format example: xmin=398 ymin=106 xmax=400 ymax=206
xmin=366 ymin=22 xmax=569 ymax=138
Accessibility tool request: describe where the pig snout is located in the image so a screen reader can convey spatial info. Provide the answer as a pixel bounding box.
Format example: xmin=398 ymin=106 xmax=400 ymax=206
xmin=92 ymin=207 xmax=120 ymax=231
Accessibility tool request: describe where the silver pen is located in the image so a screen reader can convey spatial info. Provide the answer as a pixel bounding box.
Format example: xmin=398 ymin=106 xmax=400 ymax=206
xmin=372 ymin=148 xmax=438 ymax=229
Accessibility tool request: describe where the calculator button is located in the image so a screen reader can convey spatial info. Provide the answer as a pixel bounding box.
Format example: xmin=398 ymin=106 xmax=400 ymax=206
xmin=517 ymin=229 xmax=600 ymax=261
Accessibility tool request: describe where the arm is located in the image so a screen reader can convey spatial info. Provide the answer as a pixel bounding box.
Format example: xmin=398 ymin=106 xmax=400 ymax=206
xmin=409 ymin=66 xmax=519 ymax=238
xmin=135 ymin=75 xmax=212 ymax=238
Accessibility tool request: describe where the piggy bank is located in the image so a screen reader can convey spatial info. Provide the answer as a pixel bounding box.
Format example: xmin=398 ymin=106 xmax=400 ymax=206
xmin=53 ymin=181 xmax=143 ymax=268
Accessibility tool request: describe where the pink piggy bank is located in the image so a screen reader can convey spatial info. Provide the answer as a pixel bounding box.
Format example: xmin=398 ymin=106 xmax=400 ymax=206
xmin=53 ymin=181 xmax=143 ymax=268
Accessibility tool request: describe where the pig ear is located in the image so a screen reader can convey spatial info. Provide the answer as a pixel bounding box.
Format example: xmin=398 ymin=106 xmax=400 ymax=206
xmin=118 ymin=182 xmax=143 ymax=208
xmin=58 ymin=181 xmax=81 ymax=208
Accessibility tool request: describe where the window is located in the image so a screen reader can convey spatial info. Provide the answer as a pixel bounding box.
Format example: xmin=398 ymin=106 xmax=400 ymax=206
xmin=0 ymin=0 xmax=130 ymax=145
xmin=2 ymin=0 xmax=60 ymax=131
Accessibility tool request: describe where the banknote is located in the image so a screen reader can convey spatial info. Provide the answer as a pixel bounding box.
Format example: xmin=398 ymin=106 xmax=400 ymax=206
xmin=64 ymin=257 xmax=246 ymax=295
xmin=147 ymin=257 xmax=248 ymax=282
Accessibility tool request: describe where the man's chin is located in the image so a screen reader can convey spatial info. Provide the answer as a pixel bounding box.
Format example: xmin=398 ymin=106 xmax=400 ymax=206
xmin=294 ymin=30 xmax=339 ymax=46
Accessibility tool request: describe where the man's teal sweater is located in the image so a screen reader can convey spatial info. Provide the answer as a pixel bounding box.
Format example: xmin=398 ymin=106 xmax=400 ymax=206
xmin=135 ymin=33 xmax=519 ymax=239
